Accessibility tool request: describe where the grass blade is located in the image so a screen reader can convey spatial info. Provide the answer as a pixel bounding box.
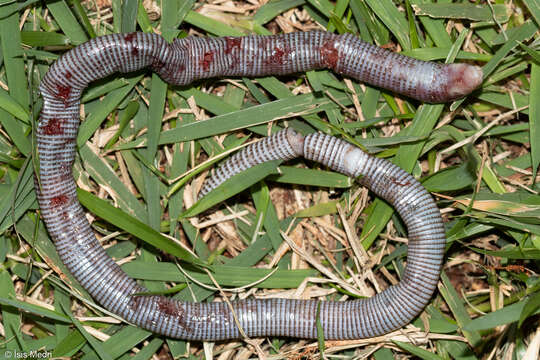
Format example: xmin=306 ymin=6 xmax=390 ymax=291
xmin=530 ymin=63 xmax=540 ymax=180
xmin=77 ymin=189 xmax=205 ymax=267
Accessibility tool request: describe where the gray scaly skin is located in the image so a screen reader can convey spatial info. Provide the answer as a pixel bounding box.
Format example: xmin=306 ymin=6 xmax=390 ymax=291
xmin=36 ymin=31 xmax=482 ymax=340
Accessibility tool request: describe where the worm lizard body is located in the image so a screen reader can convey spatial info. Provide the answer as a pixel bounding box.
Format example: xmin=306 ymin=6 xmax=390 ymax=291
xmin=36 ymin=31 xmax=482 ymax=340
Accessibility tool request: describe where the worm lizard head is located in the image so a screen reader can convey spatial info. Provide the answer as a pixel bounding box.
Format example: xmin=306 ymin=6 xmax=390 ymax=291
xmin=445 ymin=63 xmax=483 ymax=101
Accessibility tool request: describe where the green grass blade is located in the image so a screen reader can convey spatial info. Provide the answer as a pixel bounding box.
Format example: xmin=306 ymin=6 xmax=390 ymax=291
xmin=522 ymin=0 xmax=540 ymax=26
xmin=71 ymin=0 xmax=96 ymax=38
xmin=464 ymin=300 xmax=540 ymax=331
xmin=412 ymin=3 xmax=510 ymax=23
xmin=183 ymin=11 xmax=245 ymax=36
xmin=46 ymin=0 xmax=88 ymax=44
xmin=78 ymin=326 xmax=151 ymax=360
xmin=530 ymin=63 xmax=540 ymax=180
xmin=254 ymin=0 xmax=305 ymax=25
xmin=181 ymin=160 xmax=281 ymax=218
xmin=77 ymin=189 xmax=205 ymax=267
xmin=481 ymin=20 xmax=537 ymax=79
xmin=0 ymin=87 xmax=28 ymax=123
xmin=52 ymin=330 xmax=85 ymax=358
xmin=79 ymin=144 xmax=147 ymax=221
xmin=122 ymin=261 xmax=317 ymax=289
xmin=393 ymin=340 xmax=444 ymax=360
xmin=155 ymin=92 xmax=348 ymax=145
xmin=59 ymin=301 xmax=113 ymax=360
xmin=439 ymin=272 xmax=482 ymax=346
xmin=0 ymin=297 xmax=70 ymax=323
xmin=519 ymin=291 xmax=540 ymax=328
xmin=364 ymin=0 xmax=411 ymax=49
xmin=77 ymin=75 xmax=143 ymax=147
xmin=0 ymin=2 xmax=31 ymax=155
xmin=121 ymin=0 xmax=138 ymax=32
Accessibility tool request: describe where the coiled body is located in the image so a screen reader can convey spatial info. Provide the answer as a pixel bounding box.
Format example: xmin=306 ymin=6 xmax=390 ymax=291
xmin=36 ymin=31 xmax=480 ymax=340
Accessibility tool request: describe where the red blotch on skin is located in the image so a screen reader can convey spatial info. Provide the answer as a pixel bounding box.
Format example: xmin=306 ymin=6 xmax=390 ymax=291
xmin=124 ymin=33 xmax=136 ymax=42
xmin=156 ymin=298 xmax=191 ymax=332
xmin=319 ymin=40 xmax=339 ymax=69
xmin=50 ymin=194 xmax=69 ymax=208
xmin=225 ymin=37 xmax=242 ymax=54
xmin=124 ymin=33 xmax=139 ymax=56
xmin=390 ymin=177 xmax=411 ymax=187
xmin=43 ymin=117 xmax=64 ymax=135
xmin=157 ymin=297 xmax=179 ymax=316
xmin=152 ymin=57 xmax=165 ymax=70
xmin=200 ymin=51 xmax=214 ymax=71
xmin=265 ymin=46 xmax=289 ymax=65
xmin=56 ymin=84 xmax=72 ymax=104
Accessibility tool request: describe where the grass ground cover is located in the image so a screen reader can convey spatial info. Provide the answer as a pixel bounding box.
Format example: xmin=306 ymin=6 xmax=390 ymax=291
xmin=0 ymin=0 xmax=539 ymax=359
